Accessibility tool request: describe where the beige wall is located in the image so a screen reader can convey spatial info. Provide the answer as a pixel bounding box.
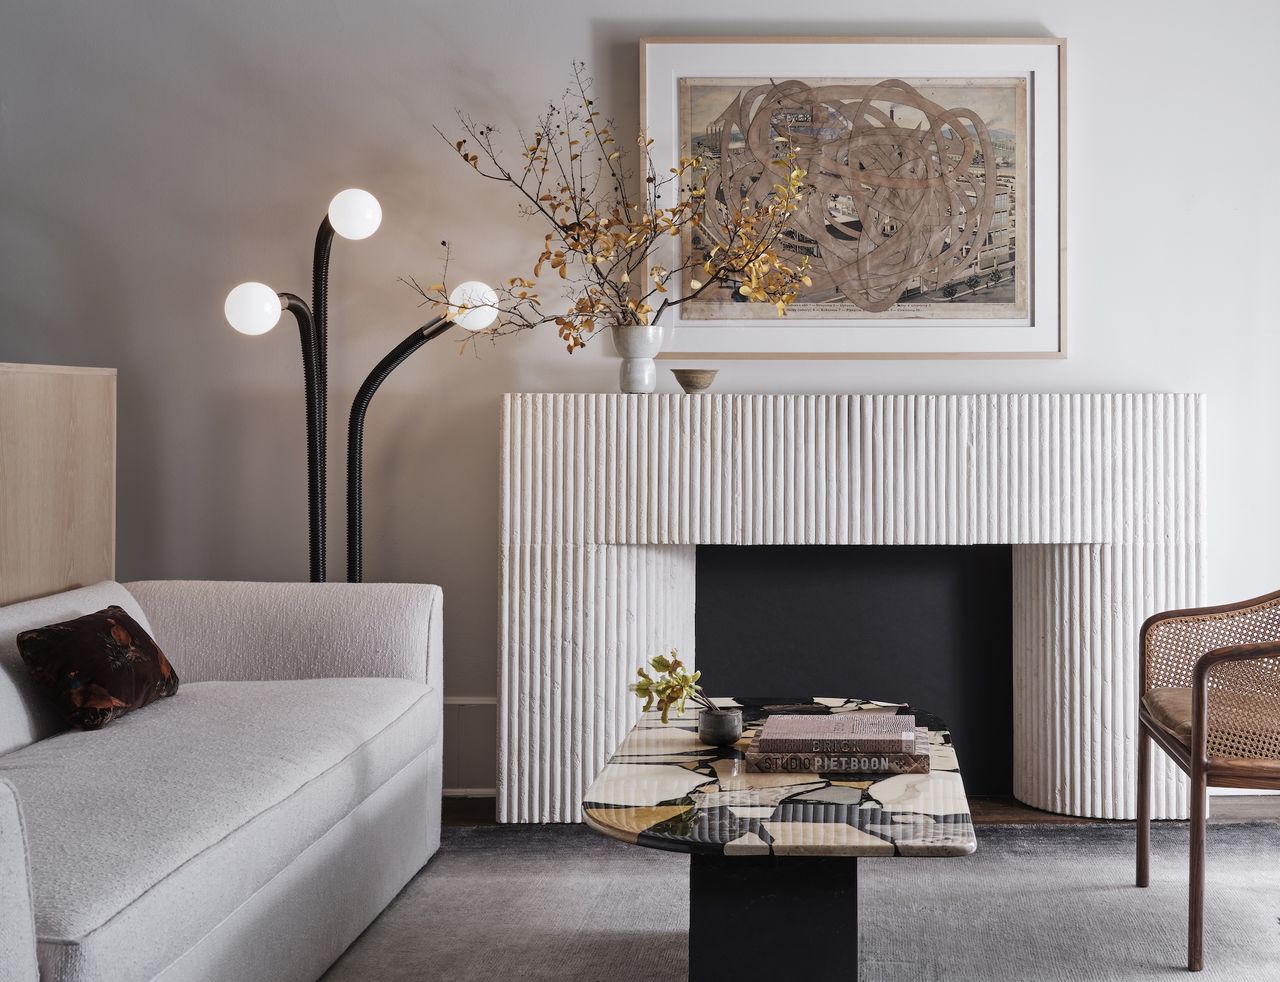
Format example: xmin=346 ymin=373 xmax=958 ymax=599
xmin=3 ymin=1 xmax=1278 ymax=791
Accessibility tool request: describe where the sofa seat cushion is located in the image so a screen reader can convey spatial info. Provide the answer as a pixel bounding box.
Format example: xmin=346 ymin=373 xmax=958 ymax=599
xmin=0 ymin=677 xmax=438 ymax=982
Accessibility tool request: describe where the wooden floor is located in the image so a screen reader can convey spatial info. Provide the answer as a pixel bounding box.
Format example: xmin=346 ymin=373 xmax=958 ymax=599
xmin=443 ymin=795 xmax=1280 ymax=828
xmin=443 ymin=796 xmax=502 ymax=827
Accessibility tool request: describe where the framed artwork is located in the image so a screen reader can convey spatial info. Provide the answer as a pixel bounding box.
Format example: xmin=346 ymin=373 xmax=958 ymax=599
xmin=641 ymin=37 xmax=1066 ymax=358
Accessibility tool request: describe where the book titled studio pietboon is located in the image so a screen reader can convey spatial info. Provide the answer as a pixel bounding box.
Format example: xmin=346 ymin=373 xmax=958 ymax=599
xmin=745 ymin=712 xmax=932 ymax=775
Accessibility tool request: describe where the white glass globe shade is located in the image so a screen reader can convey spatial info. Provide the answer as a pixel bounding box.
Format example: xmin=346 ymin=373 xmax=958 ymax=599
xmin=447 ymin=281 xmax=499 ymax=332
xmin=327 ymin=189 xmax=382 ymax=240
xmin=225 ymin=282 xmax=282 ymax=335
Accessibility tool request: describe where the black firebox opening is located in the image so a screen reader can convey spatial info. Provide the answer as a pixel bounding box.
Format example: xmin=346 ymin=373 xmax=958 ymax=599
xmin=694 ymin=544 xmax=1013 ymax=795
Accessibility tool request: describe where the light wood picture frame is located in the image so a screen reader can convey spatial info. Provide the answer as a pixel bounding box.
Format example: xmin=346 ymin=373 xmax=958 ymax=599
xmin=641 ymin=36 xmax=1067 ymax=359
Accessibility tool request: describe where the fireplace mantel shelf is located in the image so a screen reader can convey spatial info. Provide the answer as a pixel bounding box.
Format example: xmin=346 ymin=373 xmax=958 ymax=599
xmin=499 ymin=393 xmax=1205 ymax=822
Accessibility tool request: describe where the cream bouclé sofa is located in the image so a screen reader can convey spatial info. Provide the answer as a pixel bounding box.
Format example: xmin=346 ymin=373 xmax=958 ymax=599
xmin=0 ymin=579 xmax=443 ymax=982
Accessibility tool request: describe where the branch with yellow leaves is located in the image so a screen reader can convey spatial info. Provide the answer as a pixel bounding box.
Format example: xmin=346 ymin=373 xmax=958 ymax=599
xmin=417 ymin=62 xmax=813 ymax=353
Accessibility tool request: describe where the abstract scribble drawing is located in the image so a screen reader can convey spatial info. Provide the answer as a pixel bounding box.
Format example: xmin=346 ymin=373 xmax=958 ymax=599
xmin=685 ymin=77 xmax=1023 ymax=318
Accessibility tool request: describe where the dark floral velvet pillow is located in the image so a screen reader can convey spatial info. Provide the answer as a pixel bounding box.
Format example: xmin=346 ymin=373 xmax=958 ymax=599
xmin=17 ymin=606 xmax=179 ymax=730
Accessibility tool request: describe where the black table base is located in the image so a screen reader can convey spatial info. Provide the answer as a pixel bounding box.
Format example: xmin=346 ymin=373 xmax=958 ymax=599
xmin=688 ymin=853 xmax=859 ymax=980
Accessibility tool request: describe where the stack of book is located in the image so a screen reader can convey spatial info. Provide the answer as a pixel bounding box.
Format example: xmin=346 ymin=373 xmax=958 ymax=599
xmin=744 ymin=712 xmax=931 ymax=775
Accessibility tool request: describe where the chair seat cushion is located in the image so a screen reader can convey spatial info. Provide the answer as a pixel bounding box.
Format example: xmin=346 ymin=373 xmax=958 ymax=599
xmin=1143 ymin=686 xmax=1280 ymax=758
xmin=0 ymin=677 xmax=438 ymax=982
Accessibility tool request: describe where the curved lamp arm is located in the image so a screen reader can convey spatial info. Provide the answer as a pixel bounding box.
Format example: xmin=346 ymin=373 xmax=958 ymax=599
xmin=346 ymin=316 xmax=452 ymax=583
xmin=312 ymin=216 xmax=334 ymax=531
xmin=310 ymin=189 xmax=382 ymax=580
xmin=277 ymin=293 xmax=326 ymax=583
xmin=345 ymin=280 xmax=496 ymax=583
xmin=224 ymin=283 xmax=326 ymax=582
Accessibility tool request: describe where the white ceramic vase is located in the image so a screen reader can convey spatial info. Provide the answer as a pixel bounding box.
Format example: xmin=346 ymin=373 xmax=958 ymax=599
xmin=610 ymin=322 xmax=669 ymax=393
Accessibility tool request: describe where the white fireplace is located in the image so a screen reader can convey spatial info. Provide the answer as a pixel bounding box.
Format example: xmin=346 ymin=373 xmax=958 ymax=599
xmin=499 ymin=393 xmax=1204 ymax=822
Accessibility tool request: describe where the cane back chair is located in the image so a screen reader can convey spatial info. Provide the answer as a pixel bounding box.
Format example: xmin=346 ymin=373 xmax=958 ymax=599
xmin=1136 ymin=588 xmax=1280 ymax=972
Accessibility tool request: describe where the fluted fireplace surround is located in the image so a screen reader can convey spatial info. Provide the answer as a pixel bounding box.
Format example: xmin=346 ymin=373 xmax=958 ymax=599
xmin=499 ymin=393 xmax=1204 ymax=822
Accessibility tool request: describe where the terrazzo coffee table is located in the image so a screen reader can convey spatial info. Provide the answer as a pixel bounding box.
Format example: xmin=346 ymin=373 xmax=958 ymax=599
xmin=582 ymin=697 xmax=976 ymax=981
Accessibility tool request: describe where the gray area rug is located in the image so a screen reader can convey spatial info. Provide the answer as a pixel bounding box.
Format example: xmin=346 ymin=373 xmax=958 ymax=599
xmin=322 ymin=823 xmax=1280 ymax=981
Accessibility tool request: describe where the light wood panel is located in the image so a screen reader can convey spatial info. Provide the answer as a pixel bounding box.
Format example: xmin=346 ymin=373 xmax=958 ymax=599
xmin=0 ymin=363 xmax=116 ymax=605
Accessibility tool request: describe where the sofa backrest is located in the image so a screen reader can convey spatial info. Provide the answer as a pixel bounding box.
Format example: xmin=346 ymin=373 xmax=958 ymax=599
xmin=0 ymin=581 xmax=155 ymax=756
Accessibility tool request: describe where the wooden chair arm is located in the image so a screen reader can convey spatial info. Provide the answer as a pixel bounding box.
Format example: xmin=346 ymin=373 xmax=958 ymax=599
xmin=1195 ymin=639 xmax=1280 ymax=677
xmin=1189 ymin=640 xmax=1280 ymax=764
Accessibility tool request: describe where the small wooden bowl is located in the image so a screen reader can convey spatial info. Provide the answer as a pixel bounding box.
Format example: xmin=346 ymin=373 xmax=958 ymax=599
xmin=671 ymin=368 xmax=718 ymax=394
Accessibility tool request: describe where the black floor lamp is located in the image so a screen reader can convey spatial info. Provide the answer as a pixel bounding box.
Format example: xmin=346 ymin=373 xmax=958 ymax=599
xmin=227 ymin=200 xmax=495 ymax=583
xmin=224 ymin=189 xmax=382 ymax=582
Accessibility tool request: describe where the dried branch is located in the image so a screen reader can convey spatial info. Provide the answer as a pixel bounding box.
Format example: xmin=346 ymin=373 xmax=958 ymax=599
xmin=420 ymin=62 xmax=812 ymax=353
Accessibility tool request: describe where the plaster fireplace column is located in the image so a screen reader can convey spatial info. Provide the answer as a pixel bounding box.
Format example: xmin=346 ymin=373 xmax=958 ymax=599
xmin=1012 ymin=543 xmax=1191 ymax=819
xmin=499 ymin=394 xmax=1205 ymax=823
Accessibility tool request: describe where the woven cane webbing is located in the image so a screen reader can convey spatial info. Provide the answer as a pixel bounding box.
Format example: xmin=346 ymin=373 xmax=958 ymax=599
xmin=1144 ymin=686 xmax=1280 ymax=759
xmin=1144 ymin=595 xmax=1280 ymax=760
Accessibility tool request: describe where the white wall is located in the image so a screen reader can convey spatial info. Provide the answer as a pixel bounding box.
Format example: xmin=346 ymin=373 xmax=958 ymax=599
xmin=3 ymin=0 xmax=1278 ymax=792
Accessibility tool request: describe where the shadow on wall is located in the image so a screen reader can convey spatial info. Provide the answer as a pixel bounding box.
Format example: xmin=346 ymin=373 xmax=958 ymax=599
xmin=358 ymin=343 xmax=525 ymax=585
xmin=0 ymin=189 xmax=171 ymax=579
xmin=587 ymin=16 xmax=1055 ymax=134
xmin=206 ymin=389 xmax=311 ymax=581
xmin=197 ymin=326 xmax=530 ymax=586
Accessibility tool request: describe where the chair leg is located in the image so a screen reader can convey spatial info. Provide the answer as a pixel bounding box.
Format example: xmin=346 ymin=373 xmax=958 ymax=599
xmin=1188 ymin=764 xmax=1207 ymax=972
xmin=1136 ymin=723 xmax=1151 ymax=888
